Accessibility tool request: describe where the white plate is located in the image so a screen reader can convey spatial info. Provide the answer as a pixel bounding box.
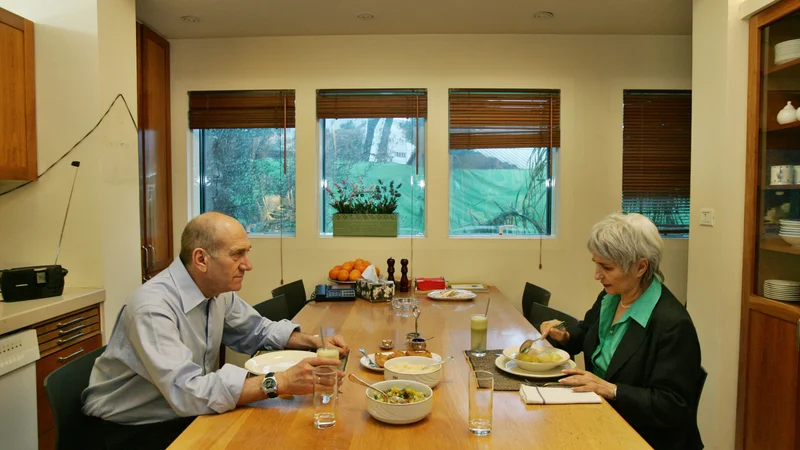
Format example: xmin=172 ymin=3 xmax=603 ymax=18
xmin=427 ymin=289 xmax=477 ymax=300
xmin=494 ymin=355 xmax=576 ymax=378
xmin=361 ymin=352 xmax=442 ymax=372
xmin=245 ymin=350 xmax=317 ymax=375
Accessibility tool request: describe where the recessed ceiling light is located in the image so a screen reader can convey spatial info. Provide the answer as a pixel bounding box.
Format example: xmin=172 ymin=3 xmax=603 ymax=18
xmin=533 ymin=11 xmax=554 ymax=20
xmin=181 ymin=15 xmax=201 ymax=23
xmin=357 ymin=13 xmax=375 ymax=20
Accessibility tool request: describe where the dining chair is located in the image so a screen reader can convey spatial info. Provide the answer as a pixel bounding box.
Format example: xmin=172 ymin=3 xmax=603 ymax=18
xmin=253 ymin=294 xmax=290 ymax=322
xmin=44 ymin=345 xmax=107 ymax=450
xmin=271 ymin=280 xmax=308 ymax=319
xmin=526 ymin=302 xmax=578 ymax=336
xmin=522 ymin=282 xmax=552 ymax=319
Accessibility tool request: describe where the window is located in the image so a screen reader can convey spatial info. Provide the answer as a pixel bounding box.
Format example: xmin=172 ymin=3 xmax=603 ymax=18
xmin=448 ymin=89 xmax=560 ymax=236
xmin=318 ymin=89 xmax=426 ymax=235
xmin=190 ymin=90 xmax=296 ymax=235
xmin=622 ymin=90 xmax=691 ymax=236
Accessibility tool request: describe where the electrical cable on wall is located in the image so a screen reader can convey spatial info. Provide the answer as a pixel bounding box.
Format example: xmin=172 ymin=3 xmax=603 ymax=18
xmin=0 ymin=93 xmax=138 ymax=198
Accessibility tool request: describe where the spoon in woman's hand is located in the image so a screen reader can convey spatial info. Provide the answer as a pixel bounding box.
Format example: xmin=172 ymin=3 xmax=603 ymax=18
xmin=520 ymin=321 xmax=566 ymax=354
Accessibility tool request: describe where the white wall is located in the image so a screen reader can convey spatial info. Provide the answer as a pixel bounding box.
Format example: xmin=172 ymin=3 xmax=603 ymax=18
xmin=689 ymin=0 xmax=749 ymax=448
xmin=169 ymin=34 xmax=692 ymax=321
xmin=0 ymin=0 xmax=140 ymax=332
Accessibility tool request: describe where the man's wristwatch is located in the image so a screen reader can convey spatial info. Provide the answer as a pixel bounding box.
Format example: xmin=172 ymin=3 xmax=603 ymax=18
xmin=261 ymin=372 xmax=279 ymax=398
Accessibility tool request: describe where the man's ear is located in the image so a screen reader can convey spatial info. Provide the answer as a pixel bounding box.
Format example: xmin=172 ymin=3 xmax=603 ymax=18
xmin=193 ymin=248 xmax=210 ymax=273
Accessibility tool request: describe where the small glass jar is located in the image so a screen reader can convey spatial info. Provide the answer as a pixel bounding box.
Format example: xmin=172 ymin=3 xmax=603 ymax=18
xmin=380 ymin=339 xmax=394 ymax=350
xmin=409 ymin=338 xmax=427 ymax=351
xmin=392 ymin=297 xmax=419 ymax=311
xmin=405 ymin=332 xmax=421 ymax=346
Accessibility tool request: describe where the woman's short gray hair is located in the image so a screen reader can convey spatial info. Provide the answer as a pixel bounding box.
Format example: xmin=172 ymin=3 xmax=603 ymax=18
xmin=587 ymin=212 xmax=665 ymax=284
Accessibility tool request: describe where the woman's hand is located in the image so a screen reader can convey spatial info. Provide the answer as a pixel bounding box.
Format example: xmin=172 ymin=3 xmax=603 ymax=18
xmin=540 ymin=320 xmax=570 ymax=345
xmin=559 ymin=368 xmax=617 ymax=400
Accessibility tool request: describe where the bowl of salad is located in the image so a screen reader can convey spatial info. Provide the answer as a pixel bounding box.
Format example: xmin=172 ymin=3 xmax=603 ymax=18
xmin=365 ymin=380 xmax=433 ymax=425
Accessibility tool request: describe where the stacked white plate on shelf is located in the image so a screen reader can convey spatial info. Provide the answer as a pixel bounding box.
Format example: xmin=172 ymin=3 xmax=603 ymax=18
xmin=775 ymin=39 xmax=800 ymax=65
xmin=779 ymin=219 xmax=800 ymax=247
xmin=764 ymin=279 xmax=800 ymax=302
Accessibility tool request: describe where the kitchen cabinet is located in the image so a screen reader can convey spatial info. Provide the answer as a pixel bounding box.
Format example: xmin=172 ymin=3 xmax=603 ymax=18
xmin=736 ymin=1 xmax=800 ymax=449
xmin=0 ymin=7 xmax=36 ymax=181
xmin=137 ymin=23 xmax=173 ymax=281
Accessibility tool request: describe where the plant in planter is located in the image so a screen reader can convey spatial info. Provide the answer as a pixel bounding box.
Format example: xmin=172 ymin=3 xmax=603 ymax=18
xmin=325 ymin=179 xmax=402 ymax=236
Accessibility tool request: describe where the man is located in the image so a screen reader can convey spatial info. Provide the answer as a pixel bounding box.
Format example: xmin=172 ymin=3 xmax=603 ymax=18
xmin=82 ymin=212 xmax=348 ymax=449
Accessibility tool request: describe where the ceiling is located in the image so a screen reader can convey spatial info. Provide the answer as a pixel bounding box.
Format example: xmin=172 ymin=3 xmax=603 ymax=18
xmin=136 ymin=0 xmax=692 ymax=39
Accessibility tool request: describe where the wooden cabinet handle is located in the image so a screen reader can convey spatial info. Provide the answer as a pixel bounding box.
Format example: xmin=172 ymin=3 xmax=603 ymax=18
xmin=57 ymin=347 xmax=85 ymax=363
xmin=57 ymin=331 xmax=84 ymax=345
xmin=58 ymin=324 xmax=86 ymax=336
xmin=796 ymin=319 xmax=800 ymax=352
xmin=56 ymin=316 xmax=85 ymax=328
xmin=147 ymin=244 xmax=155 ymax=270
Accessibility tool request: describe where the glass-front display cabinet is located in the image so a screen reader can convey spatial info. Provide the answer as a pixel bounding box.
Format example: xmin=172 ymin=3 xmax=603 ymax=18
xmin=737 ymin=1 xmax=800 ymax=449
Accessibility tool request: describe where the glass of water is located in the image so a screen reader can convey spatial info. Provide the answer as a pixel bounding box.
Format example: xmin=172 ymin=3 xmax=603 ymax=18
xmin=468 ymin=370 xmax=493 ymax=435
xmin=313 ymin=366 xmax=338 ymax=429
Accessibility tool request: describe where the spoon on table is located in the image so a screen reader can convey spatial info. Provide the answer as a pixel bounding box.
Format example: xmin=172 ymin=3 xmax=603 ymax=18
xmin=359 ymin=348 xmax=379 ymax=368
xmin=422 ymin=356 xmax=454 ymax=370
xmin=348 ymin=374 xmax=400 ymax=403
xmin=519 ymin=321 xmax=566 ymax=354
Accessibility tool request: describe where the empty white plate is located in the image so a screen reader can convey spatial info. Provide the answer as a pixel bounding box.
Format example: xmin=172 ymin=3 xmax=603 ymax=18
xmin=245 ymin=350 xmax=317 ymax=375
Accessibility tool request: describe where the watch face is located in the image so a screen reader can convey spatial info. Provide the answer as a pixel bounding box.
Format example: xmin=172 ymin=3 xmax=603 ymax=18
xmin=262 ymin=373 xmax=278 ymax=398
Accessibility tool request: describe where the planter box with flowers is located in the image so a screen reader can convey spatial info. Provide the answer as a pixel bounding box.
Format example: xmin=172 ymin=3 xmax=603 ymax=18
xmin=326 ymin=179 xmax=401 ymax=237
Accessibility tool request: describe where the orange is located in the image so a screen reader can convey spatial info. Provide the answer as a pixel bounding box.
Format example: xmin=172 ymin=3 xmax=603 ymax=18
xmin=355 ymin=259 xmax=365 ymax=266
xmin=342 ymin=261 xmax=354 ymax=271
xmin=348 ymin=269 xmax=362 ymax=281
xmin=337 ymin=270 xmax=350 ymax=281
xmin=375 ymin=267 xmax=381 ymax=276
xmin=362 ymin=260 xmax=371 ymax=267
xmin=354 ymin=263 xmax=367 ymax=273
xmin=328 ymin=267 xmax=341 ymax=280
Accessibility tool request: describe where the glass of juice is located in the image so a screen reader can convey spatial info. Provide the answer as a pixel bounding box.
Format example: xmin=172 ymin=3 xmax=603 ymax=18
xmin=470 ymin=314 xmax=488 ymax=357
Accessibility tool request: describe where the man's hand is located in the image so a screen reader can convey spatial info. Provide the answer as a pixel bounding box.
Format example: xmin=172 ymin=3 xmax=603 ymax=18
xmin=286 ymin=331 xmax=349 ymax=357
xmin=274 ymin=357 xmax=345 ymax=396
xmin=324 ymin=334 xmax=349 ymax=357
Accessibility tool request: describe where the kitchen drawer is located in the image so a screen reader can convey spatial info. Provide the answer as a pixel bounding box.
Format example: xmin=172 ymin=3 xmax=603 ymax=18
xmin=38 ymin=323 xmax=100 ymax=355
xmin=37 ymin=314 xmax=99 ymax=346
xmin=34 ymin=305 xmax=99 ymax=337
xmin=36 ymin=333 xmax=102 ymax=450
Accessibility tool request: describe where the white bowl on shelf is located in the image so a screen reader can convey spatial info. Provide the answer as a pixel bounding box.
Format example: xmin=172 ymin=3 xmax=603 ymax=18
xmin=778 ymin=234 xmax=800 ymax=247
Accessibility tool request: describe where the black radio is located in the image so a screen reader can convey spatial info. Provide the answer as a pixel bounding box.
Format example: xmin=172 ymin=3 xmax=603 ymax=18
xmin=0 ymin=265 xmax=68 ymax=302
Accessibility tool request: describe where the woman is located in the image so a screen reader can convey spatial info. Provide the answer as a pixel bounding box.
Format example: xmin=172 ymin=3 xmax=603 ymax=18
xmin=540 ymin=213 xmax=703 ymax=450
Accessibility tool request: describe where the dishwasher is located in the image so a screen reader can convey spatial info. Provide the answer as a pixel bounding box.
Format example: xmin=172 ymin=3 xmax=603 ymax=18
xmin=0 ymin=329 xmax=41 ymax=450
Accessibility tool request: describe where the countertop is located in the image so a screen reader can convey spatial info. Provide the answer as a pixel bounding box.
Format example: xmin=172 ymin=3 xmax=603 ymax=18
xmin=0 ymin=287 xmax=105 ymax=335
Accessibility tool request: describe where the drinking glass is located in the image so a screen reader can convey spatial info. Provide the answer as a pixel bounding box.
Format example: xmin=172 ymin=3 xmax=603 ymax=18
xmin=313 ymin=366 xmax=338 ymax=429
xmin=469 ymin=370 xmax=493 ymax=435
xmin=470 ymin=314 xmax=488 ymax=356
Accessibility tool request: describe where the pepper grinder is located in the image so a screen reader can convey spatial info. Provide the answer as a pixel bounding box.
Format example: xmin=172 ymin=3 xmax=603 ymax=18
xmin=387 ymin=257 xmax=396 ymax=285
xmin=399 ymin=258 xmax=409 ymax=292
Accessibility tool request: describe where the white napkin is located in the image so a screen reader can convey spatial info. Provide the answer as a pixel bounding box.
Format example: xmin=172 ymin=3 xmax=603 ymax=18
xmin=362 ymin=265 xmax=379 ymax=282
xmin=519 ymin=385 xmax=602 ymax=405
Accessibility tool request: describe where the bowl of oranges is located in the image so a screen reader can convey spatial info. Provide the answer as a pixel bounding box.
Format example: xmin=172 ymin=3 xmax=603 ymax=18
xmin=328 ymin=259 xmax=380 ymax=284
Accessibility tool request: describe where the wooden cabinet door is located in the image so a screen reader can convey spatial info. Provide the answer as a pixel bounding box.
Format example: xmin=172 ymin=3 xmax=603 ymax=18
xmin=0 ymin=8 xmax=36 ymax=181
xmin=138 ymin=24 xmax=172 ymax=280
xmin=742 ymin=309 xmax=800 ymax=449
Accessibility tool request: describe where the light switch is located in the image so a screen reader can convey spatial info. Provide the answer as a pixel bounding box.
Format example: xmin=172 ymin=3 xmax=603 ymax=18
xmin=700 ymin=208 xmax=714 ymax=227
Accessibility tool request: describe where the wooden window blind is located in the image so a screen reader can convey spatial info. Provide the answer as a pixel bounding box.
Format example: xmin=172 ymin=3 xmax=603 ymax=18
xmin=622 ymin=90 xmax=692 ymax=236
xmin=188 ymin=90 xmax=295 ymax=129
xmin=316 ymin=89 xmax=427 ymax=119
xmin=449 ymin=89 xmax=560 ymax=150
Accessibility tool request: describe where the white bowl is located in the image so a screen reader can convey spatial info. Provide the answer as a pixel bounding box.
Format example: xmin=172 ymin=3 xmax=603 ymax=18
xmin=365 ymin=380 xmax=433 ymax=425
xmin=502 ymin=345 xmax=571 ymax=372
xmin=779 ymin=234 xmax=800 ymax=248
xmin=383 ymin=356 xmax=443 ymax=388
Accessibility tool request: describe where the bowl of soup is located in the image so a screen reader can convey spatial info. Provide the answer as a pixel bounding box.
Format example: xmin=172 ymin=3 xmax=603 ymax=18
xmin=365 ymin=380 xmax=433 ymax=425
xmin=502 ymin=346 xmax=570 ymax=372
xmin=383 ymin=356 xmax=442 ymax=388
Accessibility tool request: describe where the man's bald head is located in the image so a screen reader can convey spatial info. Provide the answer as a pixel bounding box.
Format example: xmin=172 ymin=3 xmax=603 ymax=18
xmin=179 ymin=212 xmax=241 ymax=266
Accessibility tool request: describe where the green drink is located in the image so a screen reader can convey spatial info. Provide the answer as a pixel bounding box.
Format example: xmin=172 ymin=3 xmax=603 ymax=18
xmin=470 ymin=314 xmax=488 ymax=356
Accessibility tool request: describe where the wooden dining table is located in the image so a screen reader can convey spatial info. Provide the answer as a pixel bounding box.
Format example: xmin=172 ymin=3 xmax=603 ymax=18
xmin=169 ymin=287 xmax=651 ymax=449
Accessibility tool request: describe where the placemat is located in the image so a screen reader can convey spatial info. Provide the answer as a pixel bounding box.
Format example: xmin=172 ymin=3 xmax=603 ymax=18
xmin=462 ymin=349 xmax=562 ymax=391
